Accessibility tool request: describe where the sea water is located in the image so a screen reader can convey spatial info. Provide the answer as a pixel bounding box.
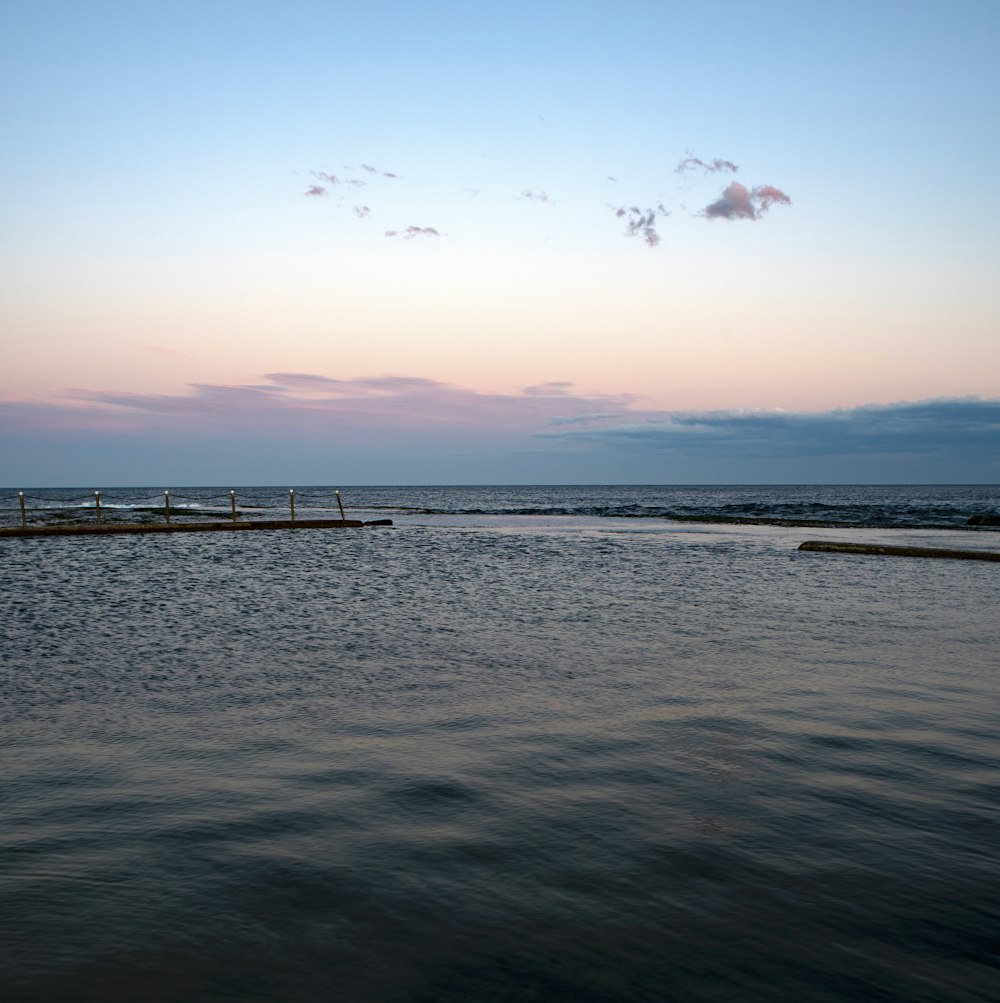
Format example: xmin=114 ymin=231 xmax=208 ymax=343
xmin=2 ymin=486 xmax=999 ymax=1001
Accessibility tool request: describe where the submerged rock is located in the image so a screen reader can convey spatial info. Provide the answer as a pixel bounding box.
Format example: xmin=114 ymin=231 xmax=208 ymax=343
xmin=799 ymin=541 xmax=1000 ymax=562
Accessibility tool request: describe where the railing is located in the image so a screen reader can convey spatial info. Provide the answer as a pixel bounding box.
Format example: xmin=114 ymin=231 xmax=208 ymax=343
xmin=8 ymin=488 xmax=354 ymax=530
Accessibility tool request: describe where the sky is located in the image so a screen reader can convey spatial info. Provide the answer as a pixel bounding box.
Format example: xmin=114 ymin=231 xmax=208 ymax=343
xmin=2 ymin=0 xmax=999 ymax=485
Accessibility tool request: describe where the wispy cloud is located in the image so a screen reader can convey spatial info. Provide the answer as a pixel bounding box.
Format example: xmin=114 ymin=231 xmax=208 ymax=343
xmin=523 ymin=381 xmax=575 ymax=397
xmin=383 ymin=226 xmax=442 ymax=239
xmin=305 ymin=163 xmax=409 ymax=230
xmin=303 ymin=152 xmax=791 ymax=245
xmin=752 ymin=185 xmax=792 ymax=213
xmin=702 ymin=181 xmax=792 ymax=221
xmin=675 ymin=156 xmax=739 ymax=175
xmin=5 ymin=374 xmax=631 ymax=437
xmin=606 ymin=153 xmax=788 ymax=244
xmin=606 ymin=153 xmax=791 ymax=241
xmin=610 ymin=203 xmax=670 ymax=247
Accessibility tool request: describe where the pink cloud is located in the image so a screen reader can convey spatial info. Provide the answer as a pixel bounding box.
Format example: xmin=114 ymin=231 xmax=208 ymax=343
xmin=523 ymin=381 xmax=575 ymax=396
xmin=702 ymin=181 xmax=792 ymax=220
xmin=753 ymin=185 xmax=792 ymax=212
xmin=5 ymin=374 xmax=638 ymax=443
xmin=703 ymin=181 xmax=756 ymax=220
xmin=304 ymin=185 xmax=327 ymax=197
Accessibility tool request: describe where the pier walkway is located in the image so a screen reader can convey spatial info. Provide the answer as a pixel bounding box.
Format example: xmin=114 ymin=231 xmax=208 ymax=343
xmin=0 ymin=518 xmax=389 ymax=539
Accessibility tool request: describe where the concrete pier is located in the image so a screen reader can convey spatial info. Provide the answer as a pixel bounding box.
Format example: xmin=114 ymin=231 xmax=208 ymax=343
xmin=0 ymin=518 xmax=381 ymax=540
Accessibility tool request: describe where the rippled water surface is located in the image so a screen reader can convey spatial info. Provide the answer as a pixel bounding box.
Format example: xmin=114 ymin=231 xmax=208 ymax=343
xmin=2 ymin=487 xmax=999 ymax=1001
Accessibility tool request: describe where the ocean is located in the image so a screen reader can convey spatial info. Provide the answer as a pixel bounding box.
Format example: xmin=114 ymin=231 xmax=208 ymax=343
xmin=2 ymin=485 xmax=999 ymax=1002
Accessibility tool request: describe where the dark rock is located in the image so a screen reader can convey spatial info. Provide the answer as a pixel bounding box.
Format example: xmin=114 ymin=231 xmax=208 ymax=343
xmin=799 ymin=541 xmax=1000 ymax=562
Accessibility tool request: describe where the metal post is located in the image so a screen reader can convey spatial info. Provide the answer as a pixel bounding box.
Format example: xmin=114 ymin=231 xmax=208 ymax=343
xmin=335 ymin=490 xmax=346 ymax=521
xmin=95 ymin=490 xmax=102 ymax=526
xmin=289 ymin=489 xmax=295 ymax=523
xmin=230 ymin=490 xmax=237 ymax=523
xmin=19 ymin=491 xmax=26 ymax=528
xmin=164 ymin=490 xmax=171 ymax=524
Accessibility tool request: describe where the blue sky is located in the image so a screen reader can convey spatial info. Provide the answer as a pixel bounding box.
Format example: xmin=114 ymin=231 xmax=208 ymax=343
xmin=2 ymin=0 xmax=999 ymax=484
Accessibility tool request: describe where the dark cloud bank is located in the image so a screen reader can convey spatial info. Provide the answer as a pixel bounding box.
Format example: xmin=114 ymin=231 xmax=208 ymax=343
xmin=547 ymin=397 xmax=1000 ymax=457
xmin=3 ymin=378 xmax=998 ymax=484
